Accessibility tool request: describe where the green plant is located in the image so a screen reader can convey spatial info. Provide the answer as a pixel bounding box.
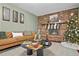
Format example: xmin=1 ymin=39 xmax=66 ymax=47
xmin=40 ymin=40 xmax=46 ymax=48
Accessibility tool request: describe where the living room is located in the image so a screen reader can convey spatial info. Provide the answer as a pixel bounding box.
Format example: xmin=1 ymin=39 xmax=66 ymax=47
xmin=0 ymin=3 xmax=79 ymax=56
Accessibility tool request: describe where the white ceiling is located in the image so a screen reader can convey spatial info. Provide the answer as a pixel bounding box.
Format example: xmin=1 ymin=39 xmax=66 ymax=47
xmin=11 ymin=3 xmax=79 ymax=16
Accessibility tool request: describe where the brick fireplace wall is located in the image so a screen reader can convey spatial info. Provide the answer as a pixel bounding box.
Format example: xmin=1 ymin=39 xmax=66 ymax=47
xmin=38 ymin=8 xmax=78 ymax=41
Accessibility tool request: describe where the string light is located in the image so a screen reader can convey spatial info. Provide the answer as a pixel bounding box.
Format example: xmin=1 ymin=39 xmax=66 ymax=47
xmin=70 ymin=13 xmax=74 ymax=16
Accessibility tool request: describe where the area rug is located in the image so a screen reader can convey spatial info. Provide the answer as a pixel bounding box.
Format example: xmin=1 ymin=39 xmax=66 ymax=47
xmin=19 ymin=48 xmax=55 ymax=56
xmin=0 ymin=42 xmax=79 ymax=56
xmin=0 ymin=46 xmax=55 ymax=56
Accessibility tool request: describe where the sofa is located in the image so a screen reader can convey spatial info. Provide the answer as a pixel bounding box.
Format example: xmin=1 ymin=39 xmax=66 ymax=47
xmin=0 ymin=32 xmax=35 ymax=50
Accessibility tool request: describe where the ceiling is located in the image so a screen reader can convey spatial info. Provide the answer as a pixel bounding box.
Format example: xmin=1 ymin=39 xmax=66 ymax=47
xmin=11 ymin=3 xmax=79 ymax=16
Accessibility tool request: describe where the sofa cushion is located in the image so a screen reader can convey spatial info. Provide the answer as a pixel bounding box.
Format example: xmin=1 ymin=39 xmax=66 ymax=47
xmin=0 ymin=36 xmax=26 ymax=46
xmin=23 ymin=31 xmax=32 ymax=36
xmin=0 ymin=32 xmax=7 ymax=39
xmin=13 ymin=36 xmax=26 ymax=41
xmin=0 ymin=41 xmax=23 ymax=50
xmin=0 ymin=38 xmax=18 ymax=46
xmin=12 ymin=32 xmax=23 ymax=37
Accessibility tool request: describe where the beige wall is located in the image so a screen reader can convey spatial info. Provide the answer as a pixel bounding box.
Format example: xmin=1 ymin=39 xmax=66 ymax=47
xmin=0 ymin=3 xmax=37 ymax=32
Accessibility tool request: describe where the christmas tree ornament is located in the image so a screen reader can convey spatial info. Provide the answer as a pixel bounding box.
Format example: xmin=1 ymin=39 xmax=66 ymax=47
xmin=75 ymin=20 xmax=78 ymax=23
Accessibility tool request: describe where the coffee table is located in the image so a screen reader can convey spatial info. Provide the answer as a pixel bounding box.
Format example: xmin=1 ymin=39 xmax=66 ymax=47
xmin=21 ymin=41 xmax=52 ymax=56
xmin=21 ymin=43 xmax=43 ymax=56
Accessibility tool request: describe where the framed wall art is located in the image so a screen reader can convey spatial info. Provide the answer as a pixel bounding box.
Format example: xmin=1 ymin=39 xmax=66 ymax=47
xmin=20 ymin=13 xmax=24 ymax=24
xmin=2 ymin=6 xmax=10 ymax=21
xmin=13 ymin=10 xmax=18 ymax=23
xmin=49 ymin=14 xmax=59 ymax=22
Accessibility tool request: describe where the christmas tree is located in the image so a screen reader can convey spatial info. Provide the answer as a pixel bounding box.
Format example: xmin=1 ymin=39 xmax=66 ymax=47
xmin=64 ymin=14 xmax=79 ymax=44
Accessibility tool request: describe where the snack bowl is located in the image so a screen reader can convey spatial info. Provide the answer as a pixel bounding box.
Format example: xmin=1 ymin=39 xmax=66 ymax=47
xmin=32 ymin=42 xmax=39 ymax=48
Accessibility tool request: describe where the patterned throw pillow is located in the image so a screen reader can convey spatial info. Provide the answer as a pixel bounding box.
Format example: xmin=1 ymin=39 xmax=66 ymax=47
xmin=0 ymin=32 xmax=7 ymax=39
xmin=6 ymin=32 xmax=13 ymax=38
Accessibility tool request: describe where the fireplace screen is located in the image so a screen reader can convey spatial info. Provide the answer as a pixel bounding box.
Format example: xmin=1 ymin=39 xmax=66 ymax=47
xmin=48 ymin=23 xmax=60 ymax=35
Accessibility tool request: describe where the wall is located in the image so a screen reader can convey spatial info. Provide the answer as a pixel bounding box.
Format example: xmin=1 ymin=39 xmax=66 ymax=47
xmin=38 ymin=8 xmax=78 ymax=41
xmin=0 ymin=3 xmax=37 ymax=32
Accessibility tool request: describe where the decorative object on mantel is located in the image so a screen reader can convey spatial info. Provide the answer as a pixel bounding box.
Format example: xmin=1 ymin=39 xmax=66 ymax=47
xmin=13 ymin=10 xmax=18 ymax=23
xmin=2 ymin=6 xmax=10 ymax=21
xmin=20 ymin=13 xmax=24 ymax=24
xmin=64 ymin=13 xmax=79 ymax=45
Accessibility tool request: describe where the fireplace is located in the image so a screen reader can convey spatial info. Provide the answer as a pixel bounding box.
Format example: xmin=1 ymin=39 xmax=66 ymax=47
xmin=48 ymin=23 xmax=60 ymax=35
xmin=48 ymin=14 xmax=60 ymax=35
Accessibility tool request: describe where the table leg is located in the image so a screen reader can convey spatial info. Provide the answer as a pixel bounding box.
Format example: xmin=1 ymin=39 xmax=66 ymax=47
xmin=27 ymin=48 xmax=33 ymax=55
xmin=37 ymin=48 xmax=43 ymax=56
xmin=77 ymin=50 xmax=79 ymax=53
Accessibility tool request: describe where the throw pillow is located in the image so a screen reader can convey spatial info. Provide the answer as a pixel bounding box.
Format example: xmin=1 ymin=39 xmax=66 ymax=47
xmin=12 ymin=32 xmax=23 ymax=37
xmin=0 ymin=32 xmax=7 ymax=39
xmin=6 ymin=32 xmax=13 ymax=38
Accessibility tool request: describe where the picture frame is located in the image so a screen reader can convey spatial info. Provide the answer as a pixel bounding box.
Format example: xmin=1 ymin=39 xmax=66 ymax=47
xmin=2 ymin=6 xmax=10 ymax=21
xmin=13 ymin=10 xmax=18 ymax=23
xmin=49 ymin=14 xmax=59 ymax=22
xmin=20 ymin=13 xmax=24 ymax=24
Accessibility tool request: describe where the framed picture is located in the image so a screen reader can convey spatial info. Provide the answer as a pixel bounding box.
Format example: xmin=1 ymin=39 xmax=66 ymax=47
xmin=13 ymin=10 xmax=18 ymax=23
xmin=20 ymin=13 xmax=24 ymax=23
xmin=2 ymin=6 xmax=10 ymax=21
xmin=49 ymin=14 xmax=59 ymax=22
